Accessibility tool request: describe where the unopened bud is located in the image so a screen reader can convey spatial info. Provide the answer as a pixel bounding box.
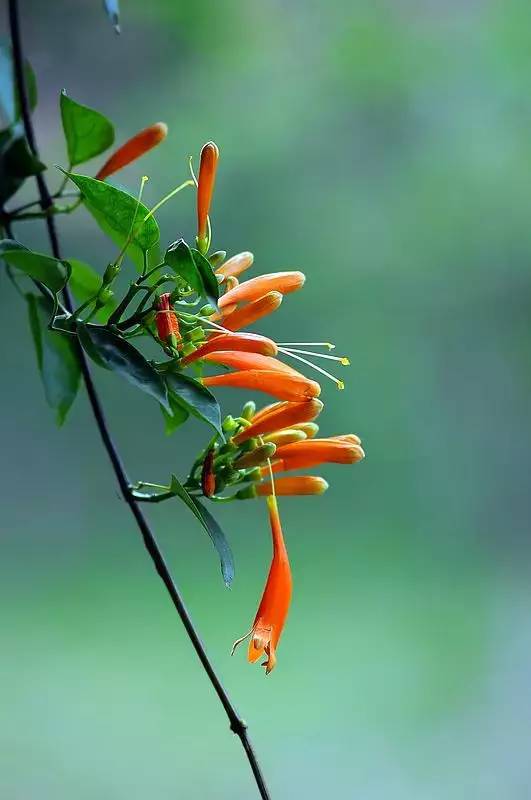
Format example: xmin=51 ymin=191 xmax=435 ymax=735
xmin=209 ymin=250 xmax=226 ymax=269
xmin=103 ymin=262 xmax=120 ymax=285
xmin=233 ymin=442 xmax=276 ymax=469
xmin=235 ymin=485 xmax=257 ymax=500
xmin=199 ymin=304 xmax=216 ymax=317
xmin=222 ymin=415 xmax=238 ymax=434
xmin=241 ymin=401 xmax=256 ymax=421
xmin=196 ymin=140 xmax=219 ymax=253
xmin=96 ymin=286 xmax=114 ymax=306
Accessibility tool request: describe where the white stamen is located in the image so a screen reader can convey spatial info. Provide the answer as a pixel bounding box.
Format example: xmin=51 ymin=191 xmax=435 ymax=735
xmin=277 ymin=341 xmax=335 ymax=350
xmin=282 ymin=347 xmax=349 ymax=365
xmin=278 ymin=347 xmax=345 ymax=389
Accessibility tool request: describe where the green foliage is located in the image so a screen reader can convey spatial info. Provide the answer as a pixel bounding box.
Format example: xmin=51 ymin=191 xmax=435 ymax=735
xmin=161 ymin=394 xmax=189 ymax=435
xmin=77 ymin=322 xmax=171 ymax=411
xmin=165 ymin=372 xmax=222 ymax=436
xmin=63 ymin=171 xmax=160 ymax=269
xmin=0 ymin=43 xmax=37 ymax=132
xmin=0 ymin=131 xmax=45 ymax=204
xmin=0 ymin=240 xmax=70 ymax=294
xmin=68 ymin=258 xmax=116 ymax=320
xmin=169 ymin=474 xmax=234 ymax=586
xmin=60 ymin=90 xmax=115 ymax=168
xmin=165 ymin=239 xmax=219 ymax=308
xmin=26 ymin=293 xmax=80 ymax=425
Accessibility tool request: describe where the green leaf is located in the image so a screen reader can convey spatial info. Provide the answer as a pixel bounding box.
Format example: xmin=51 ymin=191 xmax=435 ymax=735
xmin=26 ymin=293 xmax=80 ymax=425
xmin=0 ymin=44 xmax=37 ymax=132
xmin=165 ymin=239 xmax=219 ymax=308
xmin=169 ymin=474 xmax=235 ymax=586
xmin=161 ymin=394 xmax=189 ymax=435
xmin=0 ymin=239 xmax=70 ymax=293
xmin=0 ymin=131 xmax=45 ymax=204
xmin=63 ymin=171 xmax=160 ymax=269
xmin=190 ymin=248 xmax=220 ymax=309
xmin=77 ymin=322 xmax=170 ymax=410
xmin=68 ymin=258 xmax=116 ymax=321
xmin=103 ymin=0 xmax=121 ymax=33
xmin=165 ymin=372 xmax=222 ymax=436
xmin=60 ymin=90 xmax=115 ymax=168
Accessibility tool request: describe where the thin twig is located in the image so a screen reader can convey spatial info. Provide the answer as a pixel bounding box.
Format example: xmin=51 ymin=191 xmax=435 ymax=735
xmin=7 ymin=3 xmax=271 ymax=797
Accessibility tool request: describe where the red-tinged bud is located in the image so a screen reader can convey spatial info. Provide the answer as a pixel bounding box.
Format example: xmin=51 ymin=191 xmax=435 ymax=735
xmin=196 ymin=141 xmax=219 ymax=253
xmin=155 ymin=293 xmax=180 ymax=345
xmin=216 ymin=251 xmax=254 ymax=280
xmin=95 ymin=122 xmax=168 ymax=181
xmin=256 ymin=476 xmax=329 ymax=496
xmin=201 ymin=449 xmax=216 ymax=497
xmin=218 ymin=271 xmax=305 ymax=310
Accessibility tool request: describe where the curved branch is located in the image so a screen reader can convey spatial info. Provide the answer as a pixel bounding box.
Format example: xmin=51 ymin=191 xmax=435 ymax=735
xmin=6 ymin=2 xmax=270 ymax=798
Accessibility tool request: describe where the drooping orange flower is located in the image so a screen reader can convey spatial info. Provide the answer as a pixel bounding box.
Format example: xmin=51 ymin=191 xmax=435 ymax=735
xmin=203 ymin=369 xmax=321 ymax=402
xmin=216 ymin=251 xmax=254 ymax=280
xmin=181 ymin=332 xmax=278 ymax=366
xmin=155 ymin=292 xmax=180 ymax=345
xmin=233 ymin=398 xmax=323 ymax=444
xmin=219 ymin=291 xmax=283 ymax=331
xmin=233 ymin=495 xmax=292 ymax=674
xmin=196 ymin=141 xmax=219 ymax=252
xmin=218 ymin=271 xmax=305 ymax=310
xmin=95 ymin=122 xmax=168 ymax=181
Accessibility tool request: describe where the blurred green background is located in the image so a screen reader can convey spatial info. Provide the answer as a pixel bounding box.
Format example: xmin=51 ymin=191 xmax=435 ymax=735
xmin=2 ymin=0 xmax=531 ymax=797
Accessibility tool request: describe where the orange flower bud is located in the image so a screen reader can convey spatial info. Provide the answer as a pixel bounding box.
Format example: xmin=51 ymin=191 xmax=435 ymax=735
xmin=256 ymin=476 xmax=328 ymax=496
xmin=216 ymin=251 xmax=254 ymax=280
xmin=155 ymin=293 xmax=180 ymax=343
xmin=203 ymin=370 xmax=321 ymax=402
xmin=197 ymin=141 xmax=219 ymax=251
xmin=291 ymin=422 xmax=319 ymax=439
xmin=203 ymin=351 xmax=300 ymax=375
xmin=95 ymin=122 xmax=168 ymax=180
xmin=218 ymin=271 xmax=305 ymax=310
xmin=220 ymin=291 xmax=283 ymax=331
xmin=233 ymin=442 xmax=276 ymax=469
xmin=233 ymin=399 xmax=323 ymax=444
xmin=181 ymin=333 xmax=278 ymax=366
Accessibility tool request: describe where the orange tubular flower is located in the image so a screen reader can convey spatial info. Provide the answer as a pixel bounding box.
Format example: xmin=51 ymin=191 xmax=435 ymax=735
xmin=181 ymin=333 xmax=278 ymax=366
xmin=197 ymin=141 xmax=219 ymax=252
xmin=220 ymin=291 xmax=283 ymax=331
xmin=233 ymin=398 xmax=324 ymax=444
xmin=95 ymin=122 xmax=168 ymax=180
xmin=203 ymin=370 xmax=321 ymax=401
xmin=256 ymin=476 xmax=329 ymax=496
xmin=155 ymin=293 xmax=180 ymax=345
xmin=218 ymin=271 xmax=306 ymax=310
xmin=216 ymin=251 xmax=254 ymax=280
xmin=266 ymin=439 xmax=365 ymax=473
xmin=203 ymin=351 xmax=300 ymax=375
xmin=233 ymin=495 xmax=292 ymax=674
